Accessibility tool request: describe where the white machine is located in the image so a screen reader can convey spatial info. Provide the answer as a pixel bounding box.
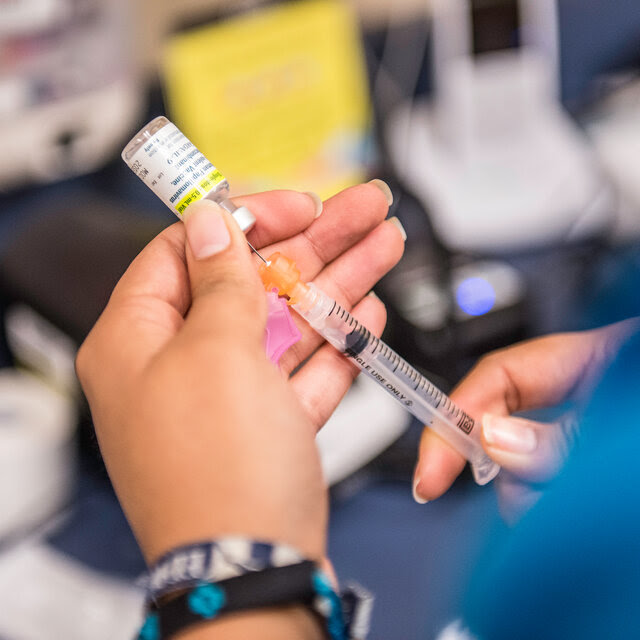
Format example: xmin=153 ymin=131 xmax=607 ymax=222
xmin=586 ymin=77 xmax=640 ymax=241
xmin=0 ymin=0 xmax=142 ymax=189
xmin=387 ymin=0 xmax=613 ymax=252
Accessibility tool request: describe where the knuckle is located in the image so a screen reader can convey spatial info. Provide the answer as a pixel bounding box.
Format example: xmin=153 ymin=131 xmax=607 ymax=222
xmin=476 ymin=349 xmax=505 ymax=371
xmin=192 ymin=259 xmax=263 ymax=310
xmin=195 ymin=279 xmax=263 ymax=321
xmin=192 ymin=265 xmax=245 ymax=299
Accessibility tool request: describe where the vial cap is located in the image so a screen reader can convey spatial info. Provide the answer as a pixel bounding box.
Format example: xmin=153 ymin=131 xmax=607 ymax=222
xmin=232 ymin=206 xmax=256 ymax=233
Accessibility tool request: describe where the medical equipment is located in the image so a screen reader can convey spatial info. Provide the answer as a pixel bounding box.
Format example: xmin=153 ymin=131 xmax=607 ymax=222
xmin=259 ymin=252 xmax=500 ymax=485
xmin=387 ymin=0 xmax=612 ymax=252
xmin=122 ymin=117 xmax=499 ymax=485
xmin=121 ymin=116 xmax=256 ymax=232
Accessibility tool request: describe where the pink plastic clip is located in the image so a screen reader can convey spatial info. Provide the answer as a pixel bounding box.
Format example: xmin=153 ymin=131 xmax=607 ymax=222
xmin=264 ymin=290 xmax=302 ymax=365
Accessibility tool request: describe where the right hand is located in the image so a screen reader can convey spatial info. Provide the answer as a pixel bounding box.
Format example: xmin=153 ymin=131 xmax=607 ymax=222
xmin=77 ymin=183 xmax=405 ymax=566
xmin=413 ymin=319 xmax=640 ymax=521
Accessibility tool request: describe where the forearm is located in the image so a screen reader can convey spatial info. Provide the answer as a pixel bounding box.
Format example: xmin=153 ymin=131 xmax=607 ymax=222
xmin=176 ymin=606 xmax=325 ymax=640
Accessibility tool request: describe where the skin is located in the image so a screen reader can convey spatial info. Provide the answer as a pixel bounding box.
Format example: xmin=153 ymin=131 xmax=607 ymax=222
xmin=77 ymin=179 xmax=639 ymax=636
xmin=413 ymin=318 xmax=640 ymax=521
xmin=76 ymin=184 xmax=405 ymax=638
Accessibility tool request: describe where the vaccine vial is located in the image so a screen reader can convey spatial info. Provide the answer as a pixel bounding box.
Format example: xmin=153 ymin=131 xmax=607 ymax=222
xmin=121 ymin=116 xmax=255 ymax=232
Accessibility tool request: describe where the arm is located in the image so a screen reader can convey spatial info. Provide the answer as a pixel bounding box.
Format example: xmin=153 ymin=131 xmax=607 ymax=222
xmin=176 ymin=608 xmax=324 ymax=640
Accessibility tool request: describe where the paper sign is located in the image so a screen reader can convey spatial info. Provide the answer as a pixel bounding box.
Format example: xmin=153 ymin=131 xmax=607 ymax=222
xmin=162 ymin=0 xmax=372 ymax=198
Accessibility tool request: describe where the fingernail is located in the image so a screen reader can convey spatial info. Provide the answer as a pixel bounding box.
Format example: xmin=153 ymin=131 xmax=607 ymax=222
xmin=412 ymin=475 xmax=429 ymax=504
xmin=388 ymin=216 xmax=407 ymax=241
xmin=184 ymin=200 xmax=231 ymax=260
xmin=483 ymin=414 xmax=537 ymax=454
xmin=368 ymin=178 xmax=394 ymax=206
xmin=367 ymin=290 xmax=381 ymax=301
xmin=304 ymin=191 xmax=324 ymax=218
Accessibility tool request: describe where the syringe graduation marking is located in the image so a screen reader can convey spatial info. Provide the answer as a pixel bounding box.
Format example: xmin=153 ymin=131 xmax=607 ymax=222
xmin=323 ymin=298 xmax=477 ymax=436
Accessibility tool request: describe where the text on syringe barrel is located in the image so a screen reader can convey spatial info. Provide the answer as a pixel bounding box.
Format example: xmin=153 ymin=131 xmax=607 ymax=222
xmin=319 ymin=301 xmax=474 ymax=435
xmin=344 ymin=320 xmax=475 ymax=434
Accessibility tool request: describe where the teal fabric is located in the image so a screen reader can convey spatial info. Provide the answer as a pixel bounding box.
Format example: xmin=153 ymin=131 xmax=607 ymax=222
xmin=463 ymin=331 xmax=640 ymax=639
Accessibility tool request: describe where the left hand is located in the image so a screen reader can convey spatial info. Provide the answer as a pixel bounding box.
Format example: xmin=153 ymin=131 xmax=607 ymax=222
xmin=413 ymin=320 xmax=640 ymax=521
xmin=76 ymin=184 xmax=405 ymax=564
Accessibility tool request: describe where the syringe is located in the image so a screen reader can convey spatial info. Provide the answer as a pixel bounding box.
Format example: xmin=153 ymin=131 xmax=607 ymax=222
xmin=120 ymin=116 xmax=499 ymax=484
xmin=260 ymin=252 xmax=500 ymax=485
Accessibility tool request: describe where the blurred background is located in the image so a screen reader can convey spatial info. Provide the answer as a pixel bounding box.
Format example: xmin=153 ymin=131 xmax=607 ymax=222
xmin=1 ymin=0 xmax=640 ymax=637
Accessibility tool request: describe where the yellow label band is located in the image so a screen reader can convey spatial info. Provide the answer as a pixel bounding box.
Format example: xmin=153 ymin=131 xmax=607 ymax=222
xmin=199 ymin=169 xmax=225 ymax=192
xmin=176 ymin=188 xmax=204 ymax=214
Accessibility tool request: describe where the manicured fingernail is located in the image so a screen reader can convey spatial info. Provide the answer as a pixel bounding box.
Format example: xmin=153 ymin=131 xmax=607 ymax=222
xmin=483 ymin=414 xmax=537 ymax=454
xmin=388 ymin=216 xmax=407 ymax=241
xmin=368 ymin=178 xmax=394 ymax=206
xmin=413 ymin=478 xmax=429 ymax=505
xmin=184 ymin=200 xmax=231 ymax=260
xmin=304 ymin=191 xmax=324 ymax=218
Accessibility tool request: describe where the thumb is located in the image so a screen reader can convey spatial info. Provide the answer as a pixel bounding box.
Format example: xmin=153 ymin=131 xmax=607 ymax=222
xmin=182 ymin=199 xmax=267 ymax=347
xmin=481 ymin=413 xmax=574 ymax=483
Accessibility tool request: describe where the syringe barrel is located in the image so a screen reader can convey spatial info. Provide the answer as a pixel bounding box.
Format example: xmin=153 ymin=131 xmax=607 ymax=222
xmin=294 ymin=285 xmax=500 ymax=485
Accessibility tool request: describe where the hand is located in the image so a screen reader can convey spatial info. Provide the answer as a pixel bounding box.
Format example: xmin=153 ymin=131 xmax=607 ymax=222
xmin=413 ymin=319 xmax=640 ymax=521
xmin=76 ymin=183 xmax=405 ymax=565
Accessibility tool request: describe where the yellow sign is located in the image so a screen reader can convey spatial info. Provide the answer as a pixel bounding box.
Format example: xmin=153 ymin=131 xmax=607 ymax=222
xmin=163 ymin=0 xmax=372 ymax=199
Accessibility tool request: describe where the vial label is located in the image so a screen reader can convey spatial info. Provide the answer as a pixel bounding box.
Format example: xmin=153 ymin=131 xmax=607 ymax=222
xmin=126 ymin=122 xmax=226 ymax=218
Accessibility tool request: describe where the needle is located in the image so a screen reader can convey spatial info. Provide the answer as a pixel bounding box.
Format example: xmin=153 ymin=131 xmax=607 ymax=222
xmin=247 ymin=241 xmax=270 ymax=266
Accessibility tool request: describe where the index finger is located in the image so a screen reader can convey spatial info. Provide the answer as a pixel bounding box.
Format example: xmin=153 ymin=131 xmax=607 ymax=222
xmin=260 ymin=182 xmax=392 ymax=281
xmin=238 ymin=190 xmax=321 ymax=248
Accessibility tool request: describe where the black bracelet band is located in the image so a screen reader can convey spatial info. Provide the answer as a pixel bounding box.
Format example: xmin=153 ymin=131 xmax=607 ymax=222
xmin=163 ymin=561 xmax=318 ymax=637
xmin=138 ymin=561 xmax=350 ymax=640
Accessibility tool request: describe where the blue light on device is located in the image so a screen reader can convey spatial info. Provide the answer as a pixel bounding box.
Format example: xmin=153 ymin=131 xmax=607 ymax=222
xmin=456 ymin=277 xmax=496 ymax=316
